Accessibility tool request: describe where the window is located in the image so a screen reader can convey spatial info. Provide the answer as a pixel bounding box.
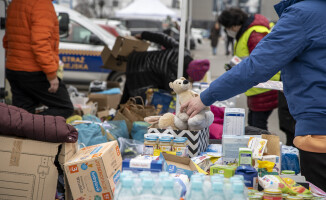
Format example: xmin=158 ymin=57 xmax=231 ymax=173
xmin=60 ymin=20 xmax=92 ymax=44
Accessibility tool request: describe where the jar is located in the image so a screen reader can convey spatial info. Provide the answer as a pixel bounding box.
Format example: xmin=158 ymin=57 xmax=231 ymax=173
xmin=282 ymin=194 xmax=289 ymax=200
xmin=172 ymin=137 xmax=188 ymax=157
xmin=286 ymin=196 xmax=303 ymax=200
xmin=297 ymin=194 xmax=313 ymax=200
xmin=263 ymin=189 xmax=282 ymax=200
xmin=249 ymin=195 xmax=263 ymax=200
xmin=159 ymin=137 xmax=172 ymax=152
xmin=143 ymin=135 xmax=158 ymax=155
xmin=281 ymin=170 xmax=295 ymax=175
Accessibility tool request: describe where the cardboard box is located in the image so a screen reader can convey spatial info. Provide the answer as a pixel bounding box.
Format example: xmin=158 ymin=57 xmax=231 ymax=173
xmin=210 ymin=165 xmax=237 ymax=178
xmin=101 ymin=36 xmax=150 ymax=72
xmin=0 ymin=135 xmax=74 ymax=200
xmin=64 ymin=141 xmax=122 ymax=200
xmin=147 ymin=128 xmax=209 ymax=158
xmin=160 ymin=153 xmax=198 ymax=178
xmin=58 ymin=143 xmax=77 ymax=200
xmin=223 ymin=108 xmax=245 ymax=136
xmin=88 ymin=93 xmax=121 ymax=111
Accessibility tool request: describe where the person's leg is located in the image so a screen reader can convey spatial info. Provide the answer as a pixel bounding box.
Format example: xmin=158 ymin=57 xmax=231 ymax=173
xmin=249 ymin=110 xmax=273 ymax=131
xmin=32 ymin=77 xmax=74 ymax=118
xmin=212 ymin=47 xmax=217 ymax=55
xmin=299 ymin=149 xmax=326 ymax=191
xmin=8 ymin=70 xmax=73 ymax=118
xmin=6 ymin=70 xmax=39 ymax=113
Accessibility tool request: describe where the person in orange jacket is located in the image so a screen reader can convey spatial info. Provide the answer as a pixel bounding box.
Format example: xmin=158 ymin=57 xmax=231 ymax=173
xmin=3 ymin=0 xmax=73 ymax=118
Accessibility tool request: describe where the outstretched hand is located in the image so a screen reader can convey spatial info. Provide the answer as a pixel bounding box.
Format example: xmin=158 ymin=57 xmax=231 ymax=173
xmin=180 ymin=96 xmax=206 ymax=118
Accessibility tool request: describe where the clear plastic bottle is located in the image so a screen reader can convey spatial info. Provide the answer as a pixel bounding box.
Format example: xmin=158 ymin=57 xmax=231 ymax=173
xmin=187 ymin=179 xmax=206 ymax=200
xmin=231 ymin=182 xmax=246 ymax=200
xmin=224 ymin=182 xmax=233 ymax=200
xmin=160 ymin=177 xmax=177 ymax=200
xmin=209 ymin=181 xmax=225 ymax=200
xmin=140 ymin=178 xmax=160 ymax=200
xmin=114 ymin=177 xmax=135 ymax=200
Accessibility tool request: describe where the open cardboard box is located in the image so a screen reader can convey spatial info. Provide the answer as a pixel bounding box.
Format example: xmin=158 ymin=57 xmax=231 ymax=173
xmin=160 ymin=152 xmax=198 ymax=178
xmin=88 ymin=81 xmax=122 ymax=111
xmin=0 ymin=135 xmax=76 ymax=200
xmin=101 ymin=36 xmax=150 ymax=72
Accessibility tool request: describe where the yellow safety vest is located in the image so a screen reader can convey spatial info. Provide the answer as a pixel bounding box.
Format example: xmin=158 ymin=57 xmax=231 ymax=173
xmin=234 ymin=25 xmax=281 ymax=96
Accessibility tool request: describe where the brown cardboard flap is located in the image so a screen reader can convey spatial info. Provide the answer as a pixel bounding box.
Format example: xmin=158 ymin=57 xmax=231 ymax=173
xmin=101 ymin=36 xmax=149 ymax=72
xmin=111 ymin=36 xmax=150 ymax=57
xmin=262 ymin=134 xmax=280 ymax=156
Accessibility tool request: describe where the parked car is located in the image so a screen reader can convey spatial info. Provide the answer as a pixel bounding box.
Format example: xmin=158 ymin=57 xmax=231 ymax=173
xmin=120 ymin=18 xmax=164 ymax=35
xmin=92 ymin=19 xmax=131 ymax=37
xmin=54 ymin=4 xmax=126 ymax=89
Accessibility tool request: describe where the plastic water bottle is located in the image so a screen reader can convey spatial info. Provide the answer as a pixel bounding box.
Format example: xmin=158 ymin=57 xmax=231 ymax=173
xmin=231 ymin=182 xmax=246 ymax=200
xmin=160 ymin=177 xmax=177 ymax=200
xmin=140 ymin=178 xmax=160 ymax=200
xmin=114 ymin=177 xmax=134 ymax=200
xmin=209 ymin=181 xmax=225 ymax=200
xmin=187 ymin=179 xmax=206 ymax=200
xmin=223 ymin=182 xmax=233 ymax=200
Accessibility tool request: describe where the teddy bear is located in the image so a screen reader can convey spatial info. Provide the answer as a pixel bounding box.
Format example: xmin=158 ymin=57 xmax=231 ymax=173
xmin=169 ymin=77 xmax=214 ymax=131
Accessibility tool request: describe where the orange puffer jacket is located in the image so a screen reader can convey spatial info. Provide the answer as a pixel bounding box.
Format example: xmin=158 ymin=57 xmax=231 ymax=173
xmin=3 ymin=0 xmax=59 ymax=80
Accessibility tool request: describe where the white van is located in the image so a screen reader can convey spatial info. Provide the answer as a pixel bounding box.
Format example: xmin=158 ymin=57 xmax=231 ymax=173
xmin=54 ymin=4 xmax=126 ymax=87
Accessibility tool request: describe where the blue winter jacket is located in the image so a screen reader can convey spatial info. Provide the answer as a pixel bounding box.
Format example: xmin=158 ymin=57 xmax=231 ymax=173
xmin=201 ymin=0 xmax=326 ymax=137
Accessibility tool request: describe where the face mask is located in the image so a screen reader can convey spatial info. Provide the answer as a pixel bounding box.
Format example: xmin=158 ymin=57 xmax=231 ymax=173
xmin=226 ymin=29 xmax=237 ymax=38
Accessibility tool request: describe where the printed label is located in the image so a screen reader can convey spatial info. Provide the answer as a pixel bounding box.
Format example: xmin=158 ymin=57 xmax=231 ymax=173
xmin=116 ymin=146 xmax=121 ymax=156
xmin=90 ymin=171 xmax=102 ymax=192
xmin=90 ymin=146 xmax=103 ymax=155
xmin=69 ymin=165 xmax=79 ymax=174
xmin=113 ymin=170 xmax=121 ymax=184
xmin=143 ymin=145 xmax=155 ymax=155
xmin=173 ymin=146 xmax=188 ymax=157
xmin=102 ymin=192 xmax=112 ymax=200
xmin=129 ymin=159 xmax=152 ymax=169
xmin=239 ymin=153 xmax=252 ymax=165
xmin=160 ymin=145 xmax=172 ymax=152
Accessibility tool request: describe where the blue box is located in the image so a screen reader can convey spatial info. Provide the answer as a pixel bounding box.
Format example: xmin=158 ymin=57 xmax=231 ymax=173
xmin=159 ymin=153 xmax=198 ymax=178
xmin=122 ymin=158 xmax=163 ymax=172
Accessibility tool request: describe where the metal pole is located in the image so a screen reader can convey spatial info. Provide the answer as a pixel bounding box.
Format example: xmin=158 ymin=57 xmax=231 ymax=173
xmin=186 ymin=0 xmax=192 ymax=50
xmin=176 ymin=0 xmax=188 ymax=111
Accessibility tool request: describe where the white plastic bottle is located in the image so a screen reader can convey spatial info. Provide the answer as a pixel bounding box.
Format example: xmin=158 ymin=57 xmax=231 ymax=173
xmin=231 ymin=182 xmax=246 ymax=200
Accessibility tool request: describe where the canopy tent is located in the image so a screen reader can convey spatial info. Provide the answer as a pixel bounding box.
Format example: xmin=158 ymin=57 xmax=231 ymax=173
xmin=115 ymin=0 xmax=178 ymax=19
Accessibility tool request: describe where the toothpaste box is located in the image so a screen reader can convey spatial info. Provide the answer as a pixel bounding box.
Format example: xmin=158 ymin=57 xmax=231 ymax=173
xmin=122 ymin=156 xmax=163 ymax=172
xmin=64 ymin=141 xmax=122 ymax=200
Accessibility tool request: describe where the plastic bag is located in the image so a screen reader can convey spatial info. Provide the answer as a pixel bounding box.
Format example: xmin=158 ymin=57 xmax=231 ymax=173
xmin=281 ymin=145 xmax=300 ymax=174
xmin=102 ymin=120 xmax=129 ymax=140
xmin=259 ymin=175 xmax=311 ymax=195
xmin=75 ymin=123 xmax=108 ymax=147
xmin=118 ymin=137 xmax=144 ymax=159
xmin=131 ymin=121 xmax=151 ymax=142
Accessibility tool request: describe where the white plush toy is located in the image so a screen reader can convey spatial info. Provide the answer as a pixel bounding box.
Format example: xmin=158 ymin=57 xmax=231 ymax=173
xmin=169 ymin=77 xmax=214 ymax=131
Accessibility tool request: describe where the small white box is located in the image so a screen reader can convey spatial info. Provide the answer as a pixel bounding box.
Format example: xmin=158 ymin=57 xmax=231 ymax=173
xmin=223 ymin=108 xmax=245 ymax=136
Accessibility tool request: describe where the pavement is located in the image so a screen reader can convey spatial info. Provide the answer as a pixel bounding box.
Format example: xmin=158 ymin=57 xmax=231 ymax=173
xmin=191 ymin=38 xmax=287 ymax=144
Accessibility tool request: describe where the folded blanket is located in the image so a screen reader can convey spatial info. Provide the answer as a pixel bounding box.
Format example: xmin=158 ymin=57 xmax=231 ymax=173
xmin=0 ymin=103 xmax=78 ymax=143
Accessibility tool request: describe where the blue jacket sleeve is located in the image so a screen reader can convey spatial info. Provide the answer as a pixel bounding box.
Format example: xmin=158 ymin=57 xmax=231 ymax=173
xmin=201 ymin=7 xmax=307 ymax=106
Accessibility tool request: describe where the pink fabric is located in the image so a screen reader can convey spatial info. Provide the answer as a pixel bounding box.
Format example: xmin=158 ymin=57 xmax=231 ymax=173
xmin=187 ymin=59 xmax=210 ymax=81
xmin=209 ymin=106 xmax=225 ymax=140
